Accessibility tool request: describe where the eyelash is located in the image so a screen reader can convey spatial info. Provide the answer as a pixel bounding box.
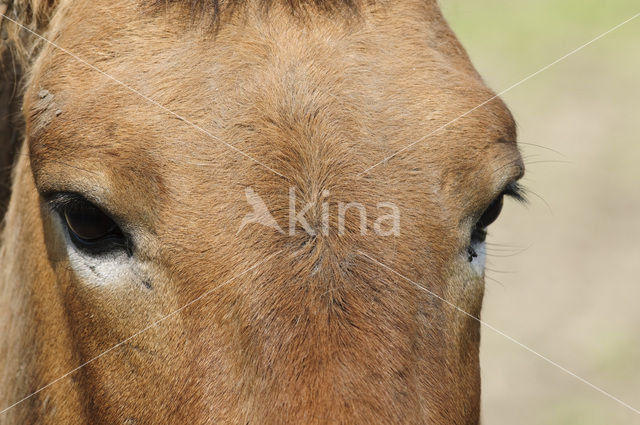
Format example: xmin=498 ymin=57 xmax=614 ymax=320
xmin=467 ymin=181 xmax=527 ymax=262
xmin=502 ymin=181 xmax=527 ymax=204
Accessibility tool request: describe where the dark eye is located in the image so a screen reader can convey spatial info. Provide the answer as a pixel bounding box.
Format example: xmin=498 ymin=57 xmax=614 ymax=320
xmin=477 ymin=194 xmax=504 ymax=229
xmin=470 ymin=181 xmax=526 ymax=244
xmin=468 ymin=182 xmax=526 ymax=261
xmin=50 ymin=194 xmax=129 ymax=255
xmin=470 ymin=194 xmax=504 ymax=244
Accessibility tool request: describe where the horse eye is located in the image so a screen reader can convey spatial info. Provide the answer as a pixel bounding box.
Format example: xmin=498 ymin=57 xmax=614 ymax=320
xmin=477 ymin=194 xmax=504 ymax=229
xmin=64 ymin=203 xmax=116 ymax=240
xmin=470 ymin=194 xmax=504 ymax=247
xmin=56 ymin=196 xmax=127 ymax=254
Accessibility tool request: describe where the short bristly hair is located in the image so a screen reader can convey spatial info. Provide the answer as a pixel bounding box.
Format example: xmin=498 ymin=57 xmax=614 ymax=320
xmin=153 ymin=0 xmax=360 ymax=14
xmin=2 ymin=0 xmax=361 ymax=63
xmin=149 ymin=0 xmax=361 ymax=26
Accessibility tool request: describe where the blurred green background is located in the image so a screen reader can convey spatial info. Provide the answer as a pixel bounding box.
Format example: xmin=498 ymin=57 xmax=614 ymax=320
xmin=439 ymin=1 xmax=640 ymax=423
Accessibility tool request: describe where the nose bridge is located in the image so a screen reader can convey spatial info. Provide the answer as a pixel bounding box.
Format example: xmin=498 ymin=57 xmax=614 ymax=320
xmin=184 ymin=239 xmax=452 ymax=424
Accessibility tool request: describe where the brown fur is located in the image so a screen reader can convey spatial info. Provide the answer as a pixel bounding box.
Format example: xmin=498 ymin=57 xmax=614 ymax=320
xmin=0 ymin=1 xmax=523 ymax=424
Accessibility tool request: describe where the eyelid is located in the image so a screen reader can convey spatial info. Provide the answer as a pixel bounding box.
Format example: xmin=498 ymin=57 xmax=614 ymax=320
xmin=43 ymin=192 xmax=129 ymax=237
xmin=44 ymin=192 xmax=121 ymax=221
xmin=44 ymin=192 xmax=86 ymax=213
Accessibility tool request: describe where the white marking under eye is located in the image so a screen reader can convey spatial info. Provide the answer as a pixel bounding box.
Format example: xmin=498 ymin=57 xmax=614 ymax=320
xmin=470 ymin=240 xmax=486 ymax=275
xmin=66 ymin=244 xmax=133 ymax=285
xmin=54 ymin=215 xmax=135 ymax=286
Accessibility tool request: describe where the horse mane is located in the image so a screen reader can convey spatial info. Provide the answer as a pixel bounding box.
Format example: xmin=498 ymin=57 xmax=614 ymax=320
xmin=154 ymin=0 xmax=360 ymax=15
xmin=1 ymin=1 xmax=56 ymax=223
xmin=149 ymin=0 xmax=361 ymax=28
xmin=0 ymin=43 xmax=20 ymax=224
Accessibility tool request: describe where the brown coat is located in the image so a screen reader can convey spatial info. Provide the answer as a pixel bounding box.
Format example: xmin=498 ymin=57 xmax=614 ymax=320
xmin=0 ymin=1 xmax=523 ymax=423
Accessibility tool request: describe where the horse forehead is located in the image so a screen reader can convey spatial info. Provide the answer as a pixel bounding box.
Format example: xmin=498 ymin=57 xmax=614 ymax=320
xmin=31 ymin=10 xmax=494 ymax=128
xmin=26 ymin=0 xmax=516 ymax=201
xmin=30 ymin=0 xmax=486 ymax=109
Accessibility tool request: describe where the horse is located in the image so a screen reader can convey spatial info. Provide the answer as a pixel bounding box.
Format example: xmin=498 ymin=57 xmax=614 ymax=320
xmin=0 ymin=0 xmax=524 ymax=423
